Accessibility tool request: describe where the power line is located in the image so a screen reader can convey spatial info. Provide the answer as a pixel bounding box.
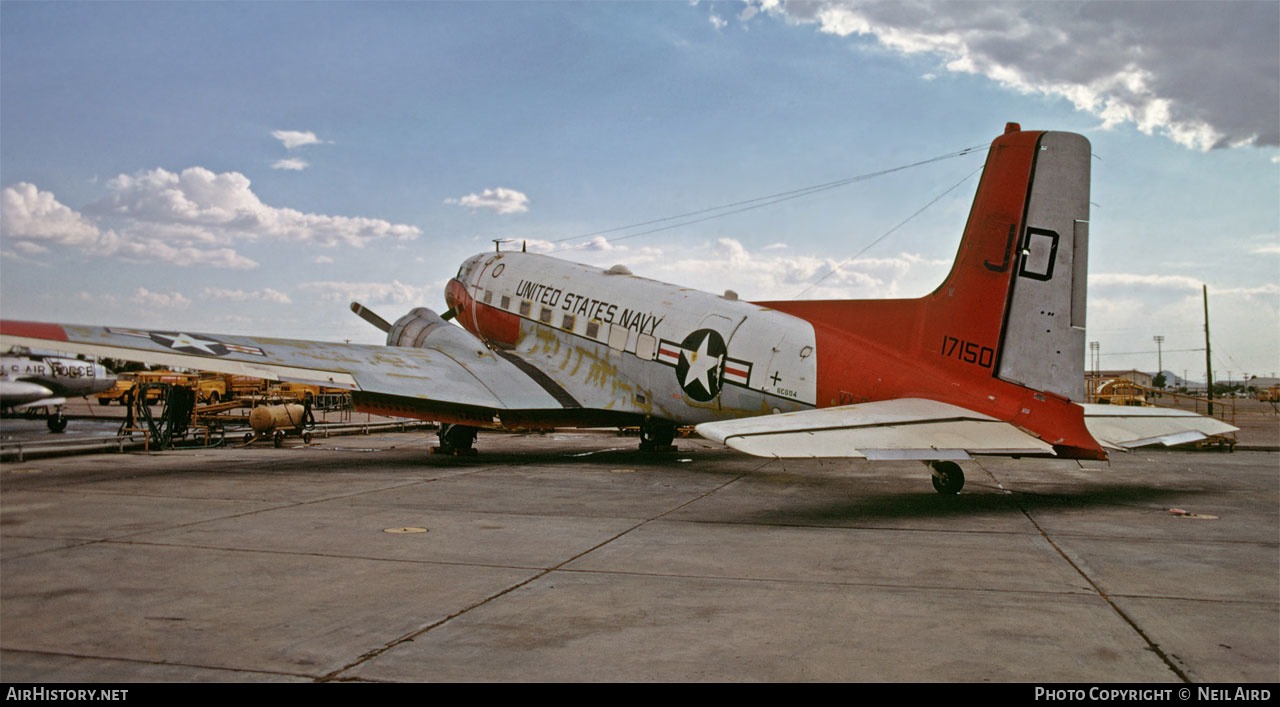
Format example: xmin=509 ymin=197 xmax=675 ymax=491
xmin=548 ymin=142 xmax=989 ymax=253
xmin=792 ymin=164 xmax=985 ymax=299
xmin=1098 ymin=347 xmax=1204 ymax=356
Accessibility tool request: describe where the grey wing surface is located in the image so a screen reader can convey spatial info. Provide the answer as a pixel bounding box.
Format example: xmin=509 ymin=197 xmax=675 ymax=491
xmin=0 ymin=319 xmax=564 ymax=424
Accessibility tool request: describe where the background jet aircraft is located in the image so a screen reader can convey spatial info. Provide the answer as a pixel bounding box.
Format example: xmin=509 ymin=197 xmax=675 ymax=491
xmin=0 ymin=125 xmax=1233 ymax=489
xmin=0 ymin=349 xmax=114 ymax=431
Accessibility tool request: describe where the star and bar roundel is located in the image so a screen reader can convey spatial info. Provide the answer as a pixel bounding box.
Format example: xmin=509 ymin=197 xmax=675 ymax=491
xmin=107 ymin=328 xmax=266 ymax=357
xmin=655 ymin=329 xmax=752 ymax=402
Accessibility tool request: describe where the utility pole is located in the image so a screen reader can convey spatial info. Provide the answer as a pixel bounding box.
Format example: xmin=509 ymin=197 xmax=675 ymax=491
xmin=1088 ymin=341 xmax=1100 ymax=402
xmin=1204 ymin=285 xmax=1213 ymax=415
xmin=1153 ymin=335 xmax=1164 ymax=377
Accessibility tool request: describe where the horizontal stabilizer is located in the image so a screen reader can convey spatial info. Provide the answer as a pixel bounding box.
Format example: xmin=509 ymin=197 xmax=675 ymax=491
xmin=1081 ymin=404 xmax=1239 ymax=449
xmin=695 ymin=399 xmax=1056 ymax=460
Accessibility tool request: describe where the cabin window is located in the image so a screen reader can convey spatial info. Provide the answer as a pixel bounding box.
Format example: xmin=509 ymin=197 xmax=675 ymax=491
xmin=607 ymin=324 xmax=629 ymax=351
xmin=635 ymin=333 xmax=656 ymax=360
xmin=561 ymin=313 xmax=576 ymax=331
xmin=500 ymin=295 xmax=511 ymax=310
xmin=539 ymin=306 xmax=553 ymax=324
xmin=586 ymin=320 xmax=600 ymax=339
xmin=482 ymin=290 xmax=493 ymax=305
xmin=519 ymin=300 xmax=531 ymax=317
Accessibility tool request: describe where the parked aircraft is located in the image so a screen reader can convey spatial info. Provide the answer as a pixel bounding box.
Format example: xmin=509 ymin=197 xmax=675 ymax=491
xmin=0 ymin=350 xmax=114 ymax=431
xmin=0 ymin=124 xmax=1234 ymax=489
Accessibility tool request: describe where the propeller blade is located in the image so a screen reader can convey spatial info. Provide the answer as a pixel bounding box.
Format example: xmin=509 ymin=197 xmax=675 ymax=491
xmin=349 ymin=301 xmax=392 ymax=333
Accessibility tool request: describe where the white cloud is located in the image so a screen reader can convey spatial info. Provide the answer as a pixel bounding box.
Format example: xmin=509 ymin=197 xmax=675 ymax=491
xmin=1 ymin=183 xmax=99 ymax=245
xmin=445 ymin=187 xmax=530 ymax=214
xmin=1089 ymin=272 xmax=1203 ymax=290
xmin=1252 ymin=244 xmax=1280 ymax=255
xmin=543 ymin=237 xmax=948 ymax=301
xmin=709 ymin=14 xmax=727 ymax=30
xmin=0 ymin=168 xmax=420 ymax=269
xmin=745 ymin=0 xmax=1278 ymax=150
xmin=272 ymin=158 xmax=310 ymax=171
xmin=312 ymin=255 xmax=335 ymax=263
xmin=298 ymin=280 xmax=442 ymax=306
xmin=90 ymin=167 xmax=419 ymax=247
xmin=128 ymin=287 xmax=191 ymax=309
xmin=271 ymin=129 xmax=326 ymax=150
xmin=199 ymin=287 xmax=292 ymax=304
xmin=11 ymin=241 xmax=50 ymax=255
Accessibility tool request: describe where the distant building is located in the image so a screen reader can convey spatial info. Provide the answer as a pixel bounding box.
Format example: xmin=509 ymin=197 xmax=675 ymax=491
xmin=1086 ymin=369 xmax=1154 ymax=388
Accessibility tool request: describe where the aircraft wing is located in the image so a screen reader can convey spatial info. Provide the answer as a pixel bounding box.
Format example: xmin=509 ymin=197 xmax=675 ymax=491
xmin=1080 ymin=404 xmax=1239 ymax=450
xmin=694 ymin=399 xmax=1057 ymax=460
xmin=0 ymin=320 xmax=565 ymax=421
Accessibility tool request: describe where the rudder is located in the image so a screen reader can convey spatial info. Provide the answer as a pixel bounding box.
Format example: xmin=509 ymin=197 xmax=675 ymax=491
xmin=992 ymin=131 xmax=1091 ymax=401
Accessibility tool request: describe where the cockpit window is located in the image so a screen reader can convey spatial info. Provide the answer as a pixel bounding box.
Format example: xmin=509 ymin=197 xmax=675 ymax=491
xmin=456 ymin=257 xmax=480 ymax=283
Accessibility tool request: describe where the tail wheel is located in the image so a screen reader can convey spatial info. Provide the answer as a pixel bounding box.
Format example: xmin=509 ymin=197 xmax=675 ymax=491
xmin=929 ymin=461 xmax=964 ymax=495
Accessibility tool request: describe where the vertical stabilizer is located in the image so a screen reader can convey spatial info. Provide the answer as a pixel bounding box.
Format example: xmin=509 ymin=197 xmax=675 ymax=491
xmin=993 ymin=132 xmax=1091 ymax=401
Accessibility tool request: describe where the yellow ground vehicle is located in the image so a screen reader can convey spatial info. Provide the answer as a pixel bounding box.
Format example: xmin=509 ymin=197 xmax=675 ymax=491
xmin=1093 ymin=378 xmax=1148 ymax=406
xmin=97 ymin=370 xmax=198 ymax=405
xmin=196 ymin=373 xmax=268 ymax=404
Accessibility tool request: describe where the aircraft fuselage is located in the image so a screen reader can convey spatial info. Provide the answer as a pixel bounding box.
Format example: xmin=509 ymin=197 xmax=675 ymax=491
xmin=444 ymin=251 xmax=818 ymax=427
xmin=0 ymin=354 xmax=113 ymax=408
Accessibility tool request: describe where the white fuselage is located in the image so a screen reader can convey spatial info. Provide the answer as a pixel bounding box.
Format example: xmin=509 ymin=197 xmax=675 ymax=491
xmin=0 ymin=354 xmax=113 ymax=408
xmin=450 ymin=251 xmax=819 ymax=425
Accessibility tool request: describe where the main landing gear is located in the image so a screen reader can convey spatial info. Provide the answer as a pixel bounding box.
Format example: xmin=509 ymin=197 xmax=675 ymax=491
xmin=638 ymin=419 xmax=676 ymax=452
xmin=433 ymin=423 xmax=478 ymax=456
xmin=928 ymin=460 xmax=965 ymax=495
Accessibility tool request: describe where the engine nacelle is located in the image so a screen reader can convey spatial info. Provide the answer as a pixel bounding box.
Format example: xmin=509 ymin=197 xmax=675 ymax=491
xmin=386 ymin=307 xmax=487 ymax=355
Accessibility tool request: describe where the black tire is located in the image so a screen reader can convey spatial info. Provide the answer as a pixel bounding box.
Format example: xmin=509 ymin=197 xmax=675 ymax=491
xmin=639 ymin=420 xmax=676 ymax=450
xmin=930 ymin=461 xmax=964 ymax=494
xmin=47 ymin=414 xmax=68 ymax=433
xmin=438 ymin=423 xmax=477 ymax=452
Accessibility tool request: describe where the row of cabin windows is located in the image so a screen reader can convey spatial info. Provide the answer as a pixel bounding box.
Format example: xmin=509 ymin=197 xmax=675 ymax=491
xmin=476 ymin=286 xmax=656 ymax=358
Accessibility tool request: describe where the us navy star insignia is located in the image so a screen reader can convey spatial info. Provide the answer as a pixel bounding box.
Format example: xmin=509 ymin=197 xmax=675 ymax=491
xmin=106 ymin=328 xmax=266 ymax=357
xmin=674 ymin=328 xmax=727 ymax=402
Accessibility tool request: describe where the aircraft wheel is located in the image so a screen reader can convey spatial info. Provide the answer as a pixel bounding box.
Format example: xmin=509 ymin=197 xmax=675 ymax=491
xmin=244 ymin=432 xmax=255 ymax=444
xmin=98 ymin=398 xmax=111 ymax=406
xmin=302 ymin=431 xmax=313 ymax=444
xmin=929 ymin=461 xmax=964 ymax=495
xmin=273 ymin=430 xmax=286 ymax=448
xmin=47 ymin=413 xmax=68 ymax=433
xmin=639 ymin=420 xmax=676 ymax=450
xmin=437 ymin=423 xmax=477 ymax=454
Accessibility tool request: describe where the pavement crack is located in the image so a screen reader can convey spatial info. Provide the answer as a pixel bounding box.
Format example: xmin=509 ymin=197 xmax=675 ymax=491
xmin=977 ymin=461 xmax=1195 ymax=683
xmin=317 ymin=467 xmax=754 ymax=682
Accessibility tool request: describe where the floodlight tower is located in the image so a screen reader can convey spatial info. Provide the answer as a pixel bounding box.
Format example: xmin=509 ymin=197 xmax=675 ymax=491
xmin=1153 ymin=335 xmax=1164 ymax=378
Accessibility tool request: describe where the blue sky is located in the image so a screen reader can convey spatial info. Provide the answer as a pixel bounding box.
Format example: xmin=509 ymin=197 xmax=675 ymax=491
xmin=2 ymin=1 xmax=1277 ymax=382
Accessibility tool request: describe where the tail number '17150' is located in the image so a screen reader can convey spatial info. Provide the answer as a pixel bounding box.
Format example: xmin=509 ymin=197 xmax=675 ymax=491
xmin=940 ymin=335 xmax=994 ymax=368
